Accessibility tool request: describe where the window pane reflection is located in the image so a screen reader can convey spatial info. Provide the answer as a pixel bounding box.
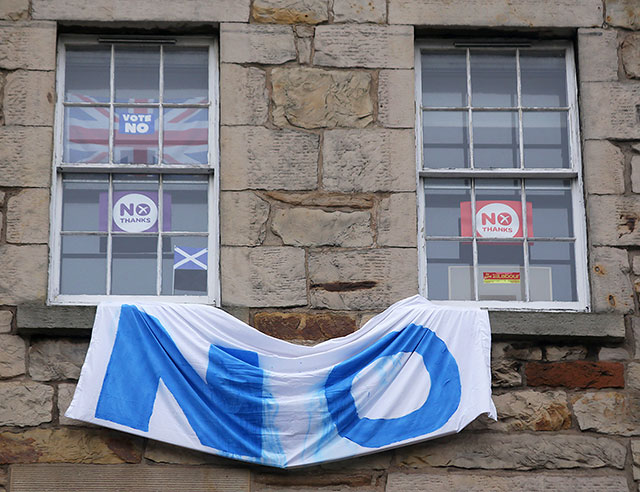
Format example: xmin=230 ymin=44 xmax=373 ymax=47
xmin=471 ymin=51 xmax=517 ymax=107
xmin=114 ymin=47 xmax=160 ymax=103
xmin=164 ymin=47 xmax=208 ymax=103
xmin=61 ymin=235 xmax=107 ymax=294
xmin=423 ymin=111 xmax=469 ymax=168
xmin=523 ymin=112 xmax=569 ymax=168
xmin=111 ymin=235 xmax=157 ymax=295
xmin=473 ymin=111 xmax=519 ymax=168
xmin=422 ymin=52 xmax=467 ymax=107
xmin=529 ymin=241 xmax=577 ymax=301
xmin=65 ymin=46 xmax=110 ymax=103
xmin=426 ymin=240 xmax=474 ymax=300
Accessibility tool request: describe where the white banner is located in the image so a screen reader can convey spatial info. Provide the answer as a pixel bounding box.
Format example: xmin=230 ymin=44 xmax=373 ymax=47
xmin=67 ymin=295 xmax=496 ymax=468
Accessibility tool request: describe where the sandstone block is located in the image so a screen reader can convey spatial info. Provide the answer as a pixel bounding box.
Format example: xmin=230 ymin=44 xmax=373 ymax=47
xmin=252 ymin=471 xmax=375 ymax=490
xmin=0 ymin=22 xmax=56 ymax=70
xmin=545 ymin=345 xmax=587 ymax=361
xmin=271 ymin=207 xmax=372 ymax=247
xmin=219 ymin=64 xmax=268 ymax=126
xmin=314 ymin=25 xmax=413 ymax=68
xmin=397 ymin=432 xmax=625 ymax=470
xmin=590 ymin=198 xmax=640 ymax=245
xmin=4 ymin=70 xmax=55 ymax=126
xmin=17 ymin=305 xmax=96 ymax=330
xmin=0 ymin=382 xmax=53 ymax=426
xmin=252 ymin=0 xmax=328 ymax=24
xmin=144 ymin=440 xmax=228 ymax=465
xmin=29 ymin=339 xmax=89 ymax=381
xmin=606 ymin=0 xmax=640 ymax=29
xmin=590 ymin=246 xmax=635 ymax=313
xmin=220 ymin=24 xmax=296 ymax=64
xmin=308 ymin=249 xmax=418 ymax=310
xmin=253 ymin=312 xmax=356 ymax=342
xmin=581 ymin=82 xmax=640 ymax=139
xmin=0 ymin=335 xmax=26 ymax=378
xmin=0 ymin=126 xmax=52 ymax=187
xmin=386 ymin=472 xmax=628 ymax=491
xmin=58 ymin=383 xmax=84 ymax=426
xmin=378 ymin=193 xmax=417 ymax=247
xmin=6 ymin=188 xmax=50 ymax=244
xmin=265 ymin=191 xmax=374 ymax=209
xmin=492 ymin=342 xmax=542 ymax=361
xmin=254 ymin=312 xmax=304 ymax=340
xmin=296 ymin=36 xmax=313 ymax=64
xmin=0 ymin=244 xmax=48 ymax=304
xmin=598 ymin=346 xmax=629 ymax=360
xmin=491 ymin=359 xmax=522 ymax=387
xmin=272 ymin=67 xmax=373 ymax=129
xmin=10 ymin=464 xmax=249 ymax=491
xmin=572 ymin=391 xmax=640 ymax=436
xmin=583 ymin=140 xmax=625 ymax=195
xmin=32 ymin=0 xmax=249 ymax=22
xmin=476 ymin=390 xmax=570 ymax=432
xmin=632 ymin=155 xmax=640 ymax=193
xmin=378 ymin=69 xmax=414 ymax=128
xmin=0 ymin=428 xmax=142 ymax=464
xmin=635 ymin=318 xmax=640 ymax=360
xmin=578 ymin=29 xmax=619 ymax=82
xmin=0 ymin=0 xmax=29 ymax=20
xmin=220 ymin=191 xmax=269 ymax=246
xmin=221 ymin=247 xmax=307 ymax=307
xmin=221 ymin=126 xmax=319 ymax=191
xmin=333 ymin=0 xmax=386 ymax=23
xmin=525 ymin=361 xmax=624 ymax=389
xmin=622 ymin=33 xmax=640 ymax=79
xmin=323 ymin=129 xmax=415 ymax=192
xmin=0 ymin=311 xmax=12 ymax=333
xmin=629 ymin=361 xmax=640 ymax=391
xmin=389 ymin=0 xmax=602 ymax=26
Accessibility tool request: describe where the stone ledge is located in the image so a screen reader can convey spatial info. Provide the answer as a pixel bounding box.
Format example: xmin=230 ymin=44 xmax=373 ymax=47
xmin=16 ymin=305 xmax=626 ymax=341
xmin=489 ymin=311 xmax=625 ymax=341
xmin=17 ymin=305 xmax=96 ymax=334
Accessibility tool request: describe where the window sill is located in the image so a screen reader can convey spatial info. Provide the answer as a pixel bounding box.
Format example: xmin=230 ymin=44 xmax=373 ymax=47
xmin=16 ymin=304 xmax=626 ymax=342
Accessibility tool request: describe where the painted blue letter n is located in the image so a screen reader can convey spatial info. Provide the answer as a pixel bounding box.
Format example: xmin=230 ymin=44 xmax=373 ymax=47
xmin=95 ymin=305 xmax=264 ymax=459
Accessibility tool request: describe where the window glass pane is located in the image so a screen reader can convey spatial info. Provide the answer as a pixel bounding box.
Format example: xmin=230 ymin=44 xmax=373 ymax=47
xmin=112 ymin=175 xmax=164 ymax=233
xmin=523 ymin=111 xmax=569 ymax=168
xmin=64 ymin=106 xmax=109 ymax=163
xmin=471 ymin=51 xmax=517 ymax=107
xmin=473 ymin=111 xmax=519 ymax=168
xmin=60 ymin=235 xmax=107 ymax=294
xmin=163 ymin=108 xmax=208 ymax=164
xmin=114 ymin=47 xmax=160 ymax=103
xmin=520 ymin=51 xmax=567 ymax=107
xmin=421 ymin=52 xmax=467 ymax=107
xmin=114 ymin=108 xmax=159 ymax=164
xmin=164 ymin=47 xmax=208 ymax=104
xmin=162 ymin=236 xmax=208 ymax=295
xmin=62 ymin=173 xmax=109 ymax=231
xmin=526 ymin=180 xmax=573 ymax=237
xmin=164 ymin=175 xmax=208 ymax=232
xmin=426 ymin=240 xmax=474 ymax=300
xmin=424 ymin=179 xmax=470 ymax=237
xmin=477 ymin=241 xmax=525 ymax=301
xmin=529 ymin=241 xmax=577 ymax=301
xmin=65 ymin=46 xmax=111 ymax=103
xmin=423 ymin=111 xmax=469 ymax=168
xmin=111 ymin=235 xmax=157 ymax=295
xmin=474 ymin=180 xmax=528 ymax=239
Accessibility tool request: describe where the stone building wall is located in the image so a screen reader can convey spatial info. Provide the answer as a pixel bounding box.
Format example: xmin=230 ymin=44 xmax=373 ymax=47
xmin=0 ymin=0 xmax=639 ymax=490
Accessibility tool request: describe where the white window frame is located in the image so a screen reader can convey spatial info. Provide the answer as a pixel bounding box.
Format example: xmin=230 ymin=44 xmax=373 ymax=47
xmin=48 ymin=34 xmax=220 ymax=306
xmin=415 ymin=39 xmax=590 ymax=311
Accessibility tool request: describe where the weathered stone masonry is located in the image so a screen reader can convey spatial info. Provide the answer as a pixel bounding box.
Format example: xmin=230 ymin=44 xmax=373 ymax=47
xmin=1 ymin=0 xmax=640 ymax=490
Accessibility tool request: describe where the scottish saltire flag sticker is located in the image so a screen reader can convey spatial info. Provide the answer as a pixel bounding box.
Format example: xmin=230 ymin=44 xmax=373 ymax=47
xmin=66 ymin=296 xmax=496 ymax=468
xmin=174 ymin=246 xmax=208 ymax=270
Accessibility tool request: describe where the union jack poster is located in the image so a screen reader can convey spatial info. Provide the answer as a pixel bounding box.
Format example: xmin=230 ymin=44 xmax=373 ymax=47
xmin=64 ymin=97 xmax=208 ymax=165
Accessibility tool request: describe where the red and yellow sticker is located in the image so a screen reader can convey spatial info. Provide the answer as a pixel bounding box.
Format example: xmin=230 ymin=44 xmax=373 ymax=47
xmin=483 ymin=272 xmax=521 ymax=284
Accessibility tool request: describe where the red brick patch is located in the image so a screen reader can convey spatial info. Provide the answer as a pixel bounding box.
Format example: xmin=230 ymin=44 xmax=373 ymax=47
xmin=525 ymin=361 xmax=624 ymax=389
xmin=253 ymin=312 xmax=356 ymax=341
xmin=253 ymin=313 xmax=303 ymax=340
